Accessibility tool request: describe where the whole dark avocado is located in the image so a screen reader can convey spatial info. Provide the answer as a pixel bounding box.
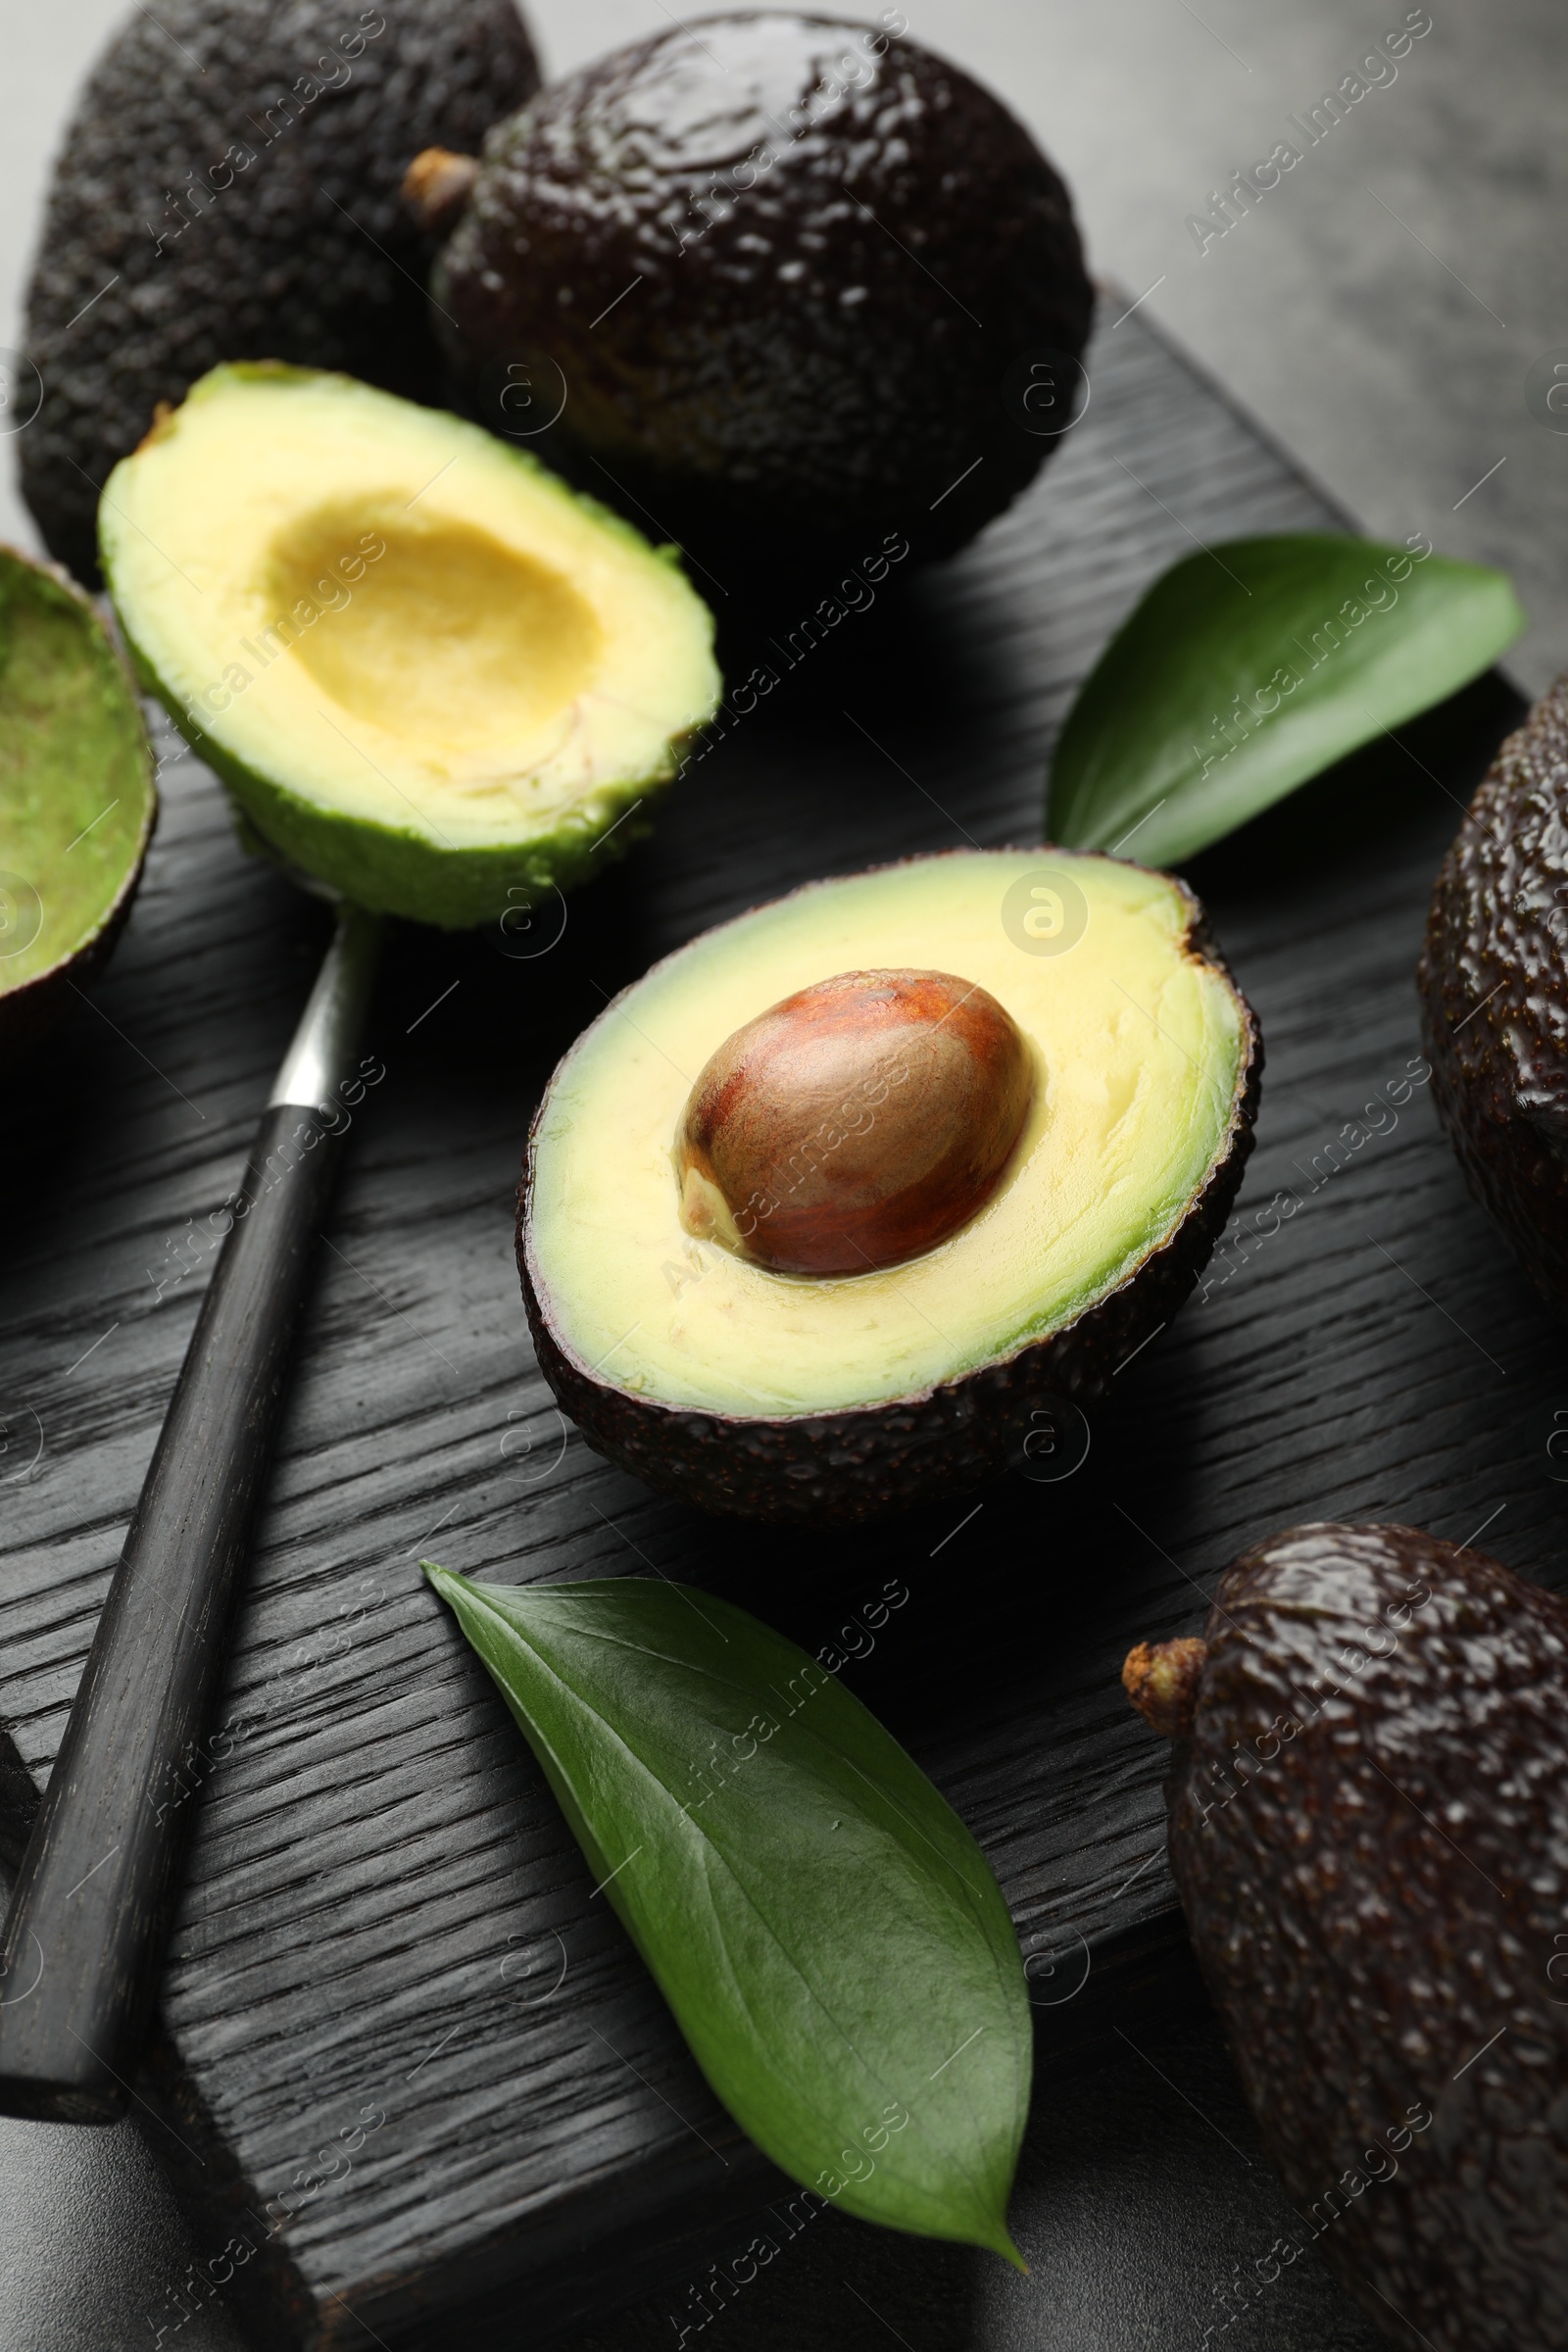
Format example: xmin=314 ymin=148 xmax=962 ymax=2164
xmin=1125 ymin=1522 xmax=1568 ymax=2352
xmin=19 ymin=0 xmax=539 ymax=585
xmin=1421 ymin=674 xmax=1568 ymax=1319
xmin=430 ymin=13 xmax=1093 ymax=571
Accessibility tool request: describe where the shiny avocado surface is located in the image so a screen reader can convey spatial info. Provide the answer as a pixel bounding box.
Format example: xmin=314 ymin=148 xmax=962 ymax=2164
xmin=1133 ymin=1521 xmax=1568 ymax=2352
xmin=1421 ymin=674 xmax=1568 ymax=1317
xmin=436 ymin=12 xmax=1093 ymax=568
xmin=20 ymin=0 xmax=540 ymax=586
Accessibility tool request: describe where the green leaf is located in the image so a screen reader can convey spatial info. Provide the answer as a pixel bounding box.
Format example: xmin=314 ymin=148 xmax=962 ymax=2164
xmin=422 ymin=1564 xmax=1031 ymax=2263
xmin=1047 ymin=533 xmax=1525 ymax=866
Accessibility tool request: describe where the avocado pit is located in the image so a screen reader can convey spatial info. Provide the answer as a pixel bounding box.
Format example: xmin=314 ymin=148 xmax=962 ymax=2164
xmin=674 ymin=968 xmax=1034 ymax=1277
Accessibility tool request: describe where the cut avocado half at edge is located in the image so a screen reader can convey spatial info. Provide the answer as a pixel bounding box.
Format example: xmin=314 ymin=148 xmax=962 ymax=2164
xmin=101 ymin=366 xmax=721 ymax=929
xmin=520 ymin=848 xmax=1261 ymax=1524
xmin=0 ymin=545 xmax=156 ymax=1067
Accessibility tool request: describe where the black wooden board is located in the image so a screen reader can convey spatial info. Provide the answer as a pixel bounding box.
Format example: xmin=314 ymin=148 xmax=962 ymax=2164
xmin=1 ymin=299 xmax=1556 ymax=2350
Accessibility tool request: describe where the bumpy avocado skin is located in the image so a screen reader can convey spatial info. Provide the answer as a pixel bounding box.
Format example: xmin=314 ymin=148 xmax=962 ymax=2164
xmin=517 ymin=859 xmax=1259 ymax=1525
xmin=1166 ymin=1523 xmax=1568 ymax=2352
xmin=20 ymin=0 xmax=539 ymax=586
xmin=1421 ymin=675 xmax=1568 ymax=1318
xmin=437 ymin=13 xmax=1093 ymax=569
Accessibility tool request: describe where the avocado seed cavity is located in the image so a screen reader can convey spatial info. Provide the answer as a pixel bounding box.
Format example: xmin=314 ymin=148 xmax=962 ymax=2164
xmin=674 ymin=968 xmax=1034 ymax=1276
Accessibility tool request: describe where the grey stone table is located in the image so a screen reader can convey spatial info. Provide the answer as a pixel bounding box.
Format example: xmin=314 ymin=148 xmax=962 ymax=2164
xmin=1 ymin=2 xmax=1562 ymax=2348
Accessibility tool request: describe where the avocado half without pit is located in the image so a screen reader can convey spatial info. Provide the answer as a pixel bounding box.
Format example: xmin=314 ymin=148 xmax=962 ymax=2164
xmin=0 ymin=545 xmax=155 ymax=1068
xmin=100 ymin=365 xmax=720 ymax=927
xmin=520 ymin=849 xmax=1261 ymax=1523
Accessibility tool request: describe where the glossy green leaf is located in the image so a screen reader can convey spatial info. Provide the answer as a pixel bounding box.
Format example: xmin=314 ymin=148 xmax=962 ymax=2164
xmin=1047 ymin=533 xmax=1525 ymax=866
xmin=423 ymin=1564 xmax=1030 ymax=2262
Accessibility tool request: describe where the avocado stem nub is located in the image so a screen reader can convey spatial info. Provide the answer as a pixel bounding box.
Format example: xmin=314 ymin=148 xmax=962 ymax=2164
xmin=1122 ymin=1637 xmax=1207 ymax=1739
xmin=403 ymin=147 xmax=480 ymax=234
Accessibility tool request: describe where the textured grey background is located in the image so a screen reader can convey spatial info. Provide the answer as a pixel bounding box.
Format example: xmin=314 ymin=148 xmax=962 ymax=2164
xmin=0 ymin=1 xmax=1556 ymax=2346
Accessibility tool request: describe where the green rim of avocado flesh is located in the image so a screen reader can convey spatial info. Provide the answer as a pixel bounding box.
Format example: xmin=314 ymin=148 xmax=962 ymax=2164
xmin=520 ymin=848 xmax=1260 ymax=1524
xmin=100 ymin=366 xmax=721 ymax=929
xmin=0 ymin=545 xmax=156 ymax=1057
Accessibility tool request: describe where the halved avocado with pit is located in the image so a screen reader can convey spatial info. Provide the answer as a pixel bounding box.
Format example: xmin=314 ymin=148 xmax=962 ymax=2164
xmin=520 ymin=848 xmax=1261 ymax=1524
xmin=0 ymin=545 xmax=155 ymax=1067
xmin=100 ymin=365 xmax=720 ymax=929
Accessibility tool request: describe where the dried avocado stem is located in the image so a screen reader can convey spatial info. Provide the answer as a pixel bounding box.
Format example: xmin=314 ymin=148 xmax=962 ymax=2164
xmin=1122 ymin=1637 xmax=1207 ymax=1740
xmin=404 ymin=147 xmax=480 ymax=234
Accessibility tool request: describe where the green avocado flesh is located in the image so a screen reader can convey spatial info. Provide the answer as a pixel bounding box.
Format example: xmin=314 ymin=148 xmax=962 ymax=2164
xmin=0 ymin=548 xmax=154 ymax=1000
xmin=529 ymin=852 xmax=1250 ymax=1418
xmin=101 ymin=367 xmax=721 ymax=928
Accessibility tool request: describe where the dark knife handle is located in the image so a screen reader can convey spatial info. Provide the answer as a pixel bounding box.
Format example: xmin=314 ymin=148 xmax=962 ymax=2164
xmin=0 ymin=902 xmax=380 ymax=2121
xmin=0 ymin=1100 xmax=349 ymax=2119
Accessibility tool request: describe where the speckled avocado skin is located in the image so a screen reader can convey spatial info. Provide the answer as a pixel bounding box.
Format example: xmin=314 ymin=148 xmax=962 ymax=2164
xmin=1420 ymin=674 xmax=1568 ymax=1317
xmin=438 ymin=12 xmax=1093 ymax=569
xmin=1166 ymin=1522 xmax=1568 ymax=2351
xmin=20 ymin=0 xmax=539 ymax=585
xmin=516 ymin=852 xmax=1259 ymax=1526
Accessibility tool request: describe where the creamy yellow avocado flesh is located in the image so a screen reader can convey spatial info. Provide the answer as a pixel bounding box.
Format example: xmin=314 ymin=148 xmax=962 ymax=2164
xmin=100 ymin=366 xmax=720 ymax=924
xmin=529 ymin=853 xmax=1248 ymax=1418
